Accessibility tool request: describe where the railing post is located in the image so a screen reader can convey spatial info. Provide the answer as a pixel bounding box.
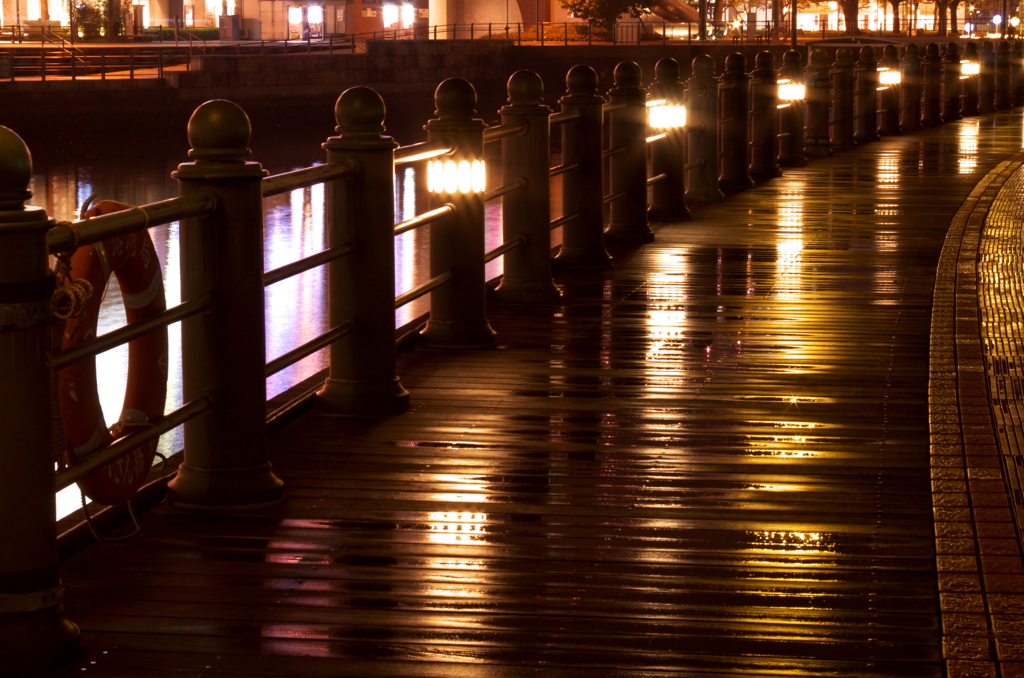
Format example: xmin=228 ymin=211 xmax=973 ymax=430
xmin=900 ymin=44 xmax=923 ymax=132
xmin=853 ymin=46 xmax=879 ymax=144
xmin=420 ymin=78 xmax=496 ymax=348
xmin=719 ymin=52 xmax=754 ymax=190
xmin=942 ymin=42 xmax=963 ymax=123
xmin=648 ymin=57 xmax=691 ymax=220
xmin=1011 ymin=40 xmax=1024 ymax=106
xmin=494 ymin=70 xmax=561 ymax=303
xmin=167 ymin=100 xmax=284 ymax=510
xmin=684 ymin=54 xmax=724 ymax=202
xmin=778 ymin=49 xmax=806 ymax=166
xmin=922 ymin=42 xmax=943 ymax=126
xmin=962 ymin=41 xmax=981 ymax=116
xmin=0 ymin=126 xmax=80 ymax=674
xmin=804 ymin=47 xmax=832 ymax=156
xmin=749 ymin=50 xmax=781 ymax=180
xmin=555 ymin=65 xmax=611 ymax=269
xmin=316 ymin=87 xmax=409 ymax=414
xmin=996 ymin=40 xmax=1012 ymax=109
xmin=830 ymin=48 xmax=856 ymax=148
xmin=878 ymin=44 xmax=901 ymax=136
xmin=980 ymin=40 xmax=996 ymax=114
xmin=605 ymin=61 xmax=653 ymax=243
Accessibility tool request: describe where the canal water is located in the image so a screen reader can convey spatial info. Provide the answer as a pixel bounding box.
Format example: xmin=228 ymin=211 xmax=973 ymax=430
xmin=24 ymin=114 xmax=508 ymax=519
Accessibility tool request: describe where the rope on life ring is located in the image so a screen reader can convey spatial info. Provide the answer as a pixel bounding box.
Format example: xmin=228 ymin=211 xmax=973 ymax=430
xmin=57 ymin=200 xmax=169 ymax=507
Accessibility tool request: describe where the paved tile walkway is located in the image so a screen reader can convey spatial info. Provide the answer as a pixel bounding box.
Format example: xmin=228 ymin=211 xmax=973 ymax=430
xmin=38 ymin=110 xmax=1024 ymax=677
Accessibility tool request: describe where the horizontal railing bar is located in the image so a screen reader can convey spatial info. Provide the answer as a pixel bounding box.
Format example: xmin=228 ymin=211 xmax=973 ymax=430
xmin=483 ymin=121 xmax=528 ymax=143
xmin=483 ymin=177 xmax=527 ymax=202
xmin=602 ymin=102 xmax=627 ymax=113
xmin=395 ymin=270 xmax=455 ymax=309
xmin=50 ymin=294 xmax=214 ymax=371
xmin=603 ymin=146 xmax=627 ymax=159
xmin=263 ymin=242 xmax=356 ymax=287
xmin=48 ymin=192 xmax=217 ymax=254
xmin=265 ymin=320 xmax=355 ymax=378
xmin=647 ymin=172 xmax=668 ymax=186
xmin=262 ymin=160 xmax=359 ymax=198
xmin=603 ymin=189 xmax=627 ymax=205
xmin=484 ymin=233 xmax=528 ymax=264
xmin=550 ymin=162 xmax=579 ymax=177
xmin=549 ymin=110 xmax=581 ymax=125
xmin=394 ymin=204 xmax=454 ymax=236
xmin=55 ymin=395 xmax=214 ymax=492
xmin=550 ymin=211 xmax=581 ymax=231
xmin=394 ymin=139 xmax=455 ymax=165
xmin=646 ymin=133 xmax=668 ymax=144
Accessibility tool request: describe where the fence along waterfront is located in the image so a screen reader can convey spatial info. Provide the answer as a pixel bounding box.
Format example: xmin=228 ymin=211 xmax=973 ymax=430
xmin=0 ymin=43 xmax=1022 ymax=672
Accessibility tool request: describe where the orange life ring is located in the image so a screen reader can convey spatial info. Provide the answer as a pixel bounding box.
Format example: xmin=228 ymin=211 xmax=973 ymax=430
xmin=58 ymin=200 xmax=168 ymax=506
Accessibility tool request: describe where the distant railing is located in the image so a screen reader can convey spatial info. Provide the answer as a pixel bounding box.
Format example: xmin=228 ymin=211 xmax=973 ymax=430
xmin=0 ymin=35 xmax=356 ymax=80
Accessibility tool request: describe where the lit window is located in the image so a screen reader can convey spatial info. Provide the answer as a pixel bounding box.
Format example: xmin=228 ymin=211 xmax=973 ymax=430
xmin=382 ymin=4 xmax=399 ymax=27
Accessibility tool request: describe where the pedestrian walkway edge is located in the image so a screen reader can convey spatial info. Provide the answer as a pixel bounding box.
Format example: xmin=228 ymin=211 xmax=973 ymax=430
xmin=931 ymin=150 xmax=1024 ymax=678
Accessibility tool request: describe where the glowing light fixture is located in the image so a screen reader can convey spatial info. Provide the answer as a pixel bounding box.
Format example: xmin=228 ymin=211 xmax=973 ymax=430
xmin=995 ymin=13 xmax=1003 ymax=24
xmin=1012 ymin=16 xmax=1021 ymax=27
xmin=778 ymin=79 xmax=806 ymax=101
xmin=961 ymin=60 xmax=981 ymax=75
xmin=648 ymin=103 xmax=687 ymax=129
xmin=878 ymin=68 xmax=901 ymax=85
xmin=382 ymin=4 xmax=399 ymax=27
xmin=427 ymin=159 xmax=486 ymax=194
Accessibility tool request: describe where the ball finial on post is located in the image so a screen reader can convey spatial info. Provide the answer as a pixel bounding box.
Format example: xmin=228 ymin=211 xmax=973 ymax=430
xmin=0 ymin=126 xmax=32 ymax=211
xmin=566 ymin=64 xmax=599 ymax=95
xmin=334 ymin=86 xmax=387 ymax=137
xmin=654 ymin=57 xmax=681 ymax=85
xmin=613 ymin=60 xmax=642 ymax=88
xmin=507 ymin=69 xmax=544 ymax=106
xmin=187 ymin=99 xmax=252 ymax=163
xmin=692 ymin=53 xmax=715 ymax=78
xmin=434 ymin=77 xmax=478 ymax=119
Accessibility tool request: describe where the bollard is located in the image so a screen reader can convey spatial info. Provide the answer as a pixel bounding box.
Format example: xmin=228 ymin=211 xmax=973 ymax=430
xmin=941 ymin=42 xmax=963 ymax=123
xmin=718 ymin=52 xmax=754 ymax=190
xmin=169 ymin=100 xmax=285 ymax=510
xmin=1012 ymin=40 xmax=1024 ymax=106
xmin=831 ymin=48 xmax=856 ymax=149
xmin=979 ymin=40 xmax=996 ymax=114
xmin=854 ymin=46 xmax=879 ymax=144
xmin=684 ymin=54 xmax=725 ymax=202
xmin=316 ymin=87 xmax=410 ymax=415
xmin=922 ymin=43 xmax=943 ymax=126
xmin=494 ymin=70 xmax=562 ymax=302
xmin=648 ymin=58 xmax=691 ymax=220
xmin=996 ymin=40 xmax=1012 ymax=109
xmin=804 ymin=48 xmax=832 ymax=156
xmin=777 ymin=49 xmax=806 ymax=166
xmin=555 ymin=65 xmax=611 ymax=269
xmin=900 ymin=44 xmax=923 ymax=132
xmin=420 ymin=78 xmax=496 ymax=348
xmin=961 ymin=42 xmax=980 ymax=116
xmin=749 ymin=51 xmax=781 ymax=179
xmin=878 ymin=45 xmax=901 ymax=136
xmin=0 ymin=127 xmax=80 ymax=674
xmin=605 ymin=61 xmax=654 ymax=243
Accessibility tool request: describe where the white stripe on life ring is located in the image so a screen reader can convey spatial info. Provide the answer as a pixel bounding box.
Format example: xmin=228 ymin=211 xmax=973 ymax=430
xmin=121 ymin=269 xmax=163 ymax=310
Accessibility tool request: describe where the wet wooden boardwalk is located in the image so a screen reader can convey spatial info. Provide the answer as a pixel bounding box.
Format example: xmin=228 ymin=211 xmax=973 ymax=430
xmin=43 ymin=110 xmax=1024 ymax=677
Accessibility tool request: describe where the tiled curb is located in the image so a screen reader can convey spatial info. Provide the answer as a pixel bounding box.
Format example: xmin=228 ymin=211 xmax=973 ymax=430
xmin=932 ymin=151 xmax=1024 ymax=678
